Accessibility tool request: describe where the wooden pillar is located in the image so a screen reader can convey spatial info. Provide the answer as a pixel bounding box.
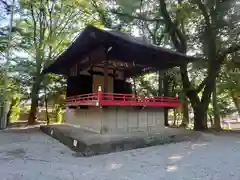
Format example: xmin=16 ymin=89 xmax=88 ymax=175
xmin=163 ymin=73 xmax=169 ymax=127
xmin=132 ymin=62 xmax=137 ymax=96
xmin=103 ymin=60 xmax=108 ymax=94
xmin=103 ymin=47 xmax=109 ymax=98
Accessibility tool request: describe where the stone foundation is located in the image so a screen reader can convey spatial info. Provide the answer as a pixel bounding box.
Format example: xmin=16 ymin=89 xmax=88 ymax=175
xmin=65 ymin=107 xmax=165 ymax=134
xmin=40 ymin=124 xmax=200 ymax=157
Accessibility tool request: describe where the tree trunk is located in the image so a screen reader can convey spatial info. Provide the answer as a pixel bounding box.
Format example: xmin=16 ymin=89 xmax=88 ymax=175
xmin=28 ymin=74 xmax=42 ymax=125
xmin=180 ymin=94 xmax=189 ymax=127
xmin=193 ymin=105 xmax=208 ymax=130
xmin=212 ymin=80 xmax=221 ymax=130
xmin=233 ymin=97 xmax=240 ymax=116
xmin=186 ymin=63 xmax=218 ymax=131
xmin=173 ymin=109 xmax=177 ymax=126
xmin=28 ymin=85 xmax=39 ymax=125
xmin=209 ymin=114 xmax=213 ymax=128
xmin=6 ymin=98 xmax=14 ymax=127
xmin=0 ymin=102 xmax=3 ymax=124
xmin=230 ymin=91 xmax=240 ymax=116
xmin=44 ymin=87 xmax=49 ymax=125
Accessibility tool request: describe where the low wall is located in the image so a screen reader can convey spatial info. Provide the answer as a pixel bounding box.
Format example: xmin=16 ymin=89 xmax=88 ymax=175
xmin=66 ymin=107 xmax=102 ymax=133
xmin=65 ymin=107 xmax=165 ymax=134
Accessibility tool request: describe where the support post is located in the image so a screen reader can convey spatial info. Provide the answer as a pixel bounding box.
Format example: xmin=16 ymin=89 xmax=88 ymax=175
xmin=132 ymin=61 xmax=137 ymax=97
xmin=97 ymin=86 xmax=102 ymax=106
xmin=103 ymin=60 xmax=108 ymax=96
xmin=163 ymin=73 xmax=169 ymax=126
xmin=103 ymin=46 xmax=110 ymax=99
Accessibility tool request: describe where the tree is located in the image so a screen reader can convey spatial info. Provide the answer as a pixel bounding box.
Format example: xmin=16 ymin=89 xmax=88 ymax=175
xmin=158 ymin=0 xmax=240 ymax=130
xmin=109 ymin=0 xmax=240 ymax=130
xmin=15 ymin=0 xmax=94 ymax=124
xmin=39 ymin=74 xmax=66 ymax=123
xmin=219 ymin=57 xmax=240 ymax=116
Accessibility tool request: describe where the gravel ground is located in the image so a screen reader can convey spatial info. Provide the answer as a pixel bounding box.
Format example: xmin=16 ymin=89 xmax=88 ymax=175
xmin=0 ymin=127 xmax=240 ymax=180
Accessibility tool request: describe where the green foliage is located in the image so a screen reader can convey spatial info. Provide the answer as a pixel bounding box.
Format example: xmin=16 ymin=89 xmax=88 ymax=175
xmin=8 ymin=95 xmax=21 ymax=122
xmin=12 ymin=0 xmax=97 ymax=123
xmin=115 ymin=0 xmax=141 ymax=14
xmin=136 ymin=74 xmax=158 ymax=96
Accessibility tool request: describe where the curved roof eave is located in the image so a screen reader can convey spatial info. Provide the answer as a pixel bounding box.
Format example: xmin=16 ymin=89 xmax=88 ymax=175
xmin=43 ymin=25 xmax=198 ymax=75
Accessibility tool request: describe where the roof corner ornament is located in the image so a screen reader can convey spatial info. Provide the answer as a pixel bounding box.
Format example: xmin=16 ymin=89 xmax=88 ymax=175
xmin=107 ymin=46 xmax=112 ymax=52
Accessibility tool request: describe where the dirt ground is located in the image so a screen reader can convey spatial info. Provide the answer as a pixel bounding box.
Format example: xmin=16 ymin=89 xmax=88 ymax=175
xmin=0 ymin=127 xmax=240 ymax=179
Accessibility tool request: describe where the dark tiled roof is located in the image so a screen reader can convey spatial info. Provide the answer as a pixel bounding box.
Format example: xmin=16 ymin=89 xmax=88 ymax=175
xmin=43 ymin=25 xmax=196 ymax=75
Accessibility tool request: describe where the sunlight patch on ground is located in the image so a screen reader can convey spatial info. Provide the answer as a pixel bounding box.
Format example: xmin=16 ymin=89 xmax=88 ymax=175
xmin=166 ymin=165 xmax=178 ymax=172
xmin=168 ymin=154 xmax=183 ymax=161
xmin=191 ymin=143 xmax=208 ymax=149
xmin=109 ymin=163 xmax=123 ymax=171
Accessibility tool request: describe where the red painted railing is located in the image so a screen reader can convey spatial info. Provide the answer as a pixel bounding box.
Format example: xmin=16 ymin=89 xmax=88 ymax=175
xmin=66 ymin=92 xmax=181 ymax=108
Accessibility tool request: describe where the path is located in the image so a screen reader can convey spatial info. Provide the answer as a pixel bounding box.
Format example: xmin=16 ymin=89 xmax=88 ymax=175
xmin=0 ymin=127 xmax=240 ymax=180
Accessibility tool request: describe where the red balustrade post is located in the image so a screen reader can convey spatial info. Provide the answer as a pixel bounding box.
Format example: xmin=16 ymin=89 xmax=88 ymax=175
xmin=97 ymin=86 xmax=102 ymax=106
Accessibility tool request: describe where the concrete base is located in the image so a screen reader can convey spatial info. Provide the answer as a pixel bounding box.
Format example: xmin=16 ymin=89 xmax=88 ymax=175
xmin=66 ymin=107 xmax=165 ymax=134
xmin=40 ymin=124 xmax=201 ymax=157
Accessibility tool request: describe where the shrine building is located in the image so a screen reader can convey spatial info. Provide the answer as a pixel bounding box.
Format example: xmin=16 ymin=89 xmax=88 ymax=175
xmin=43 ymin=26 xmax=194 ymax=134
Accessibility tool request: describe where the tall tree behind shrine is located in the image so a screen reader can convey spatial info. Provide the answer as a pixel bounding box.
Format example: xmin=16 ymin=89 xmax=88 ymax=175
xmin=107 ymin=0 xmax=240 ymax=130
xmin=15 ymin=0 xmax=96 ymax=124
